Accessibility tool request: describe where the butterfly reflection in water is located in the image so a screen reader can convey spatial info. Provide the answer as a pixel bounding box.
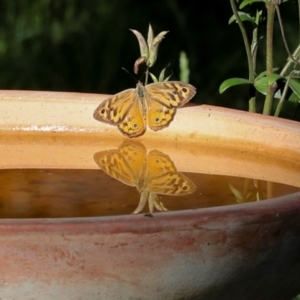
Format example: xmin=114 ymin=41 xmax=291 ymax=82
xmin=93 ymin=81 xmax=196 ymax=138
xmin=94 ymin=142 xmax=197 ymax=214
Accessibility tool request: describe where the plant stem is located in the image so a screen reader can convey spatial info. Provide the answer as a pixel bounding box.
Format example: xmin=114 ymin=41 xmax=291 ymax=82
xmin=248 ymin=12 xmax=260 ymax=114
xmin=276 ymin=4 xmax=300 ymax=69
xmin=280 ymin=44 xmax=300 ymax=76
xmin=229 ymin=0 xmax=254 ymax=82
xmin=249 ymin=97 xmax=256 ymax=112
xmin=144 ymin=69 xmax=149 ymax=85
xmin=252 ymin=11 xmax=261 ymax=75
xmin=263 ymin=1 xmax=276 ymax=115
xmin=274 ymin=71 xmax=295 ymax=117
xmin=299 ymin=0 xmax=300 ymax=44
xmin=229 ymin=0 xmax=256 ymax=112
xmin=272 ymin=1 xmax=300 ymax=118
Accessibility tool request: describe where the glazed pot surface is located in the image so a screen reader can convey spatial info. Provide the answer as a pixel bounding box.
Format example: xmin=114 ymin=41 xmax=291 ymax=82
xmin=0 ymin=90 xmax=299 ymax=299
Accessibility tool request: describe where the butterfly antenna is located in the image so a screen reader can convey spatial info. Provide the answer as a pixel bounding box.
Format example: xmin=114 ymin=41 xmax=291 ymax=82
xmin=121 ymin=67 xmax=137 ymax=84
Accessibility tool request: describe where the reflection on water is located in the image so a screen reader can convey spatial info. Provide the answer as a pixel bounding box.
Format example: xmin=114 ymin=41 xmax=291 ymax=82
xmin=0 ymin=170 xmax=298 ymax=218
xmin=94 ymin=141 xmax=196 ymax=213
xmin=230 ymin=179 xmax=267 ymax=203
xmin=0 ymin=141 xmax=299 ymax=218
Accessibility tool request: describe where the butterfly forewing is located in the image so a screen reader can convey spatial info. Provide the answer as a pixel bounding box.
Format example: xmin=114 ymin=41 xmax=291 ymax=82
xmin=94 ymin=149 xmax=141 ymax=187
xmin=93 ymin=89 xmax=136 ymax=125
xmin=145 ymin=81 xmax=196 ymax=108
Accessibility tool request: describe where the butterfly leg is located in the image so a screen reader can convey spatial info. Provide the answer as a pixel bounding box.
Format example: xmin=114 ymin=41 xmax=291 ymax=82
xmin=132 ymin=190 xmax=149 ymax=214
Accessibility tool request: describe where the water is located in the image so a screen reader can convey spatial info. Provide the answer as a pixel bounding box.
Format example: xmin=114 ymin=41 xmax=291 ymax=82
xmin=0 ymin=167 xmax=298 ymax=218
xmin=0 ymin=134 xmax=299 ymax=218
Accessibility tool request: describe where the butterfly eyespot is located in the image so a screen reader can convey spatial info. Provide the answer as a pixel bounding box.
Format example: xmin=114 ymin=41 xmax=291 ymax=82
xmin=100 ymin=108 xmax=106 ymax=115
xmin=182 ymin=87 xmax=187 ymax=93
xmin=133 ymin=123 xmax=138 ymax=128
xmin=182 ymin=185 xmax=188 ymax=191
xmin=155 ymin=117 xmax=160 ymax=123
xmin=155 ymin=159 xmax=160 ymax=163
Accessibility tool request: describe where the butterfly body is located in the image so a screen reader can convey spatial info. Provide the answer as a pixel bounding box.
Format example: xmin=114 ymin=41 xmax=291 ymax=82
xmin=93 ymin=81 xmax=196 ymax=138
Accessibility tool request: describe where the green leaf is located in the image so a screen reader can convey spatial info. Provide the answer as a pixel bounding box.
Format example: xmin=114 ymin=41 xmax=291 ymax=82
xmin=267 ymin=73 xmax=284 ymax=85
xmin=255 ymin=68 xmax=279 ymax=81
xmin=254 ymin=77 xmax=267 ymax=95
xmin=148 ymin=30 xmax=168 ymax=67
xmin=254 ymin=76 xmax=282 ymax=98
xmin=130 ymin=29 xmax=148 ymax=58
xmin=228 ymin=12 xmax=255 ymax=25
xmin=219 ymin=78 xmax=251 ymax=94
xmin=163 ymin=74 xmax=172 ymax=82
xmin=240 ymin=0 xmax=266 ymax=9
xmin=254 ymin=10 xmax=263 ymax=26
xmin=229 ymin=183 xmax=243 ymax=203
xmin=289 ymin=78 xmax=300 ymax=99
xmin=179 ymin=51 xmax=190 ymax=83
xmin=149 ymin=72 xmax=158 ymax=83
xmin=158 ymin=68 xmax=166 ymax=82
xmin=154 ymin=67 xmax=172 ymax=82
xmin=147 ymin=24 xmax=154 ymax=51
xmin=288 ymin=92 xmax=300 ymax=103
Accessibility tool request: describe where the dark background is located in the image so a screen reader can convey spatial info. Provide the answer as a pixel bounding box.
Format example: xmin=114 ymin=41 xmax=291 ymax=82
xmin=0 ymin=0 xmax=298 ymax=116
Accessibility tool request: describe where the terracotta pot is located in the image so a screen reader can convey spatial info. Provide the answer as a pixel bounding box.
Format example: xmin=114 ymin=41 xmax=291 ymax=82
xmin=0 ymin=90 xmax=299 ymax=300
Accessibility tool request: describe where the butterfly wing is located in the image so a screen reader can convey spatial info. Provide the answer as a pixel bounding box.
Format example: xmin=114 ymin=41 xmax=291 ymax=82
xmin=93 ymin=89 xmax=135 ymax=124
xmin=117 ymin=99 xmax=146 ymax=137
xmin=145 ymin=81 xmax=196 ymax=131
xmin=117 ymin=141 xmax=147 ymax=178
xmin=93 ymin=142 xmax=147 ymax=187
xmin=93 ymin=87 xmax=146 ymax=138
xmin=146 ymin=150 xmax=196 ymax=195
xmin=94 ymin=150 xmax=137 ymax=187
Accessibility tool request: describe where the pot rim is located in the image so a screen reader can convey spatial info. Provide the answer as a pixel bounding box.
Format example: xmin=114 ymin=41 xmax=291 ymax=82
xmin=0 ymin=190 xmax=299 ymax=230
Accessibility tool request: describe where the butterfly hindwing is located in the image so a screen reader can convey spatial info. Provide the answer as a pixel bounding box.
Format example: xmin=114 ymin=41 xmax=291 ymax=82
xmin=117 ymin=141 xmax=147 ymax=178
xmin=117 ymin=92 xmax=146 ymax=137
xmin=146 ymin=99 xmax=177 ymax=131
xmin=146 ymin=150 xmax=196 ymax=195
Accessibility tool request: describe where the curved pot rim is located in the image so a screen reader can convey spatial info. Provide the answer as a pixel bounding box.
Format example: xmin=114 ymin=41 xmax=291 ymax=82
xmin=0 ymin=191 xmax=299 ymax=231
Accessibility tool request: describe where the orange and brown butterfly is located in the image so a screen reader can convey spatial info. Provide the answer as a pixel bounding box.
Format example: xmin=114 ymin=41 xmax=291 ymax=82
xmin=94 ymin=141 xmax=196 ymax=213
xmin=93 ymin=81 xmax=196 ymax=138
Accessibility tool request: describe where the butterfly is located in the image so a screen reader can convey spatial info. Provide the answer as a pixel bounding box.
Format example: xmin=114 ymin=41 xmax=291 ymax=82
xmin=93 ymin=81 xmax=196 ymax=138
xmin=94 ymin=141 xmax=196 ymax=213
